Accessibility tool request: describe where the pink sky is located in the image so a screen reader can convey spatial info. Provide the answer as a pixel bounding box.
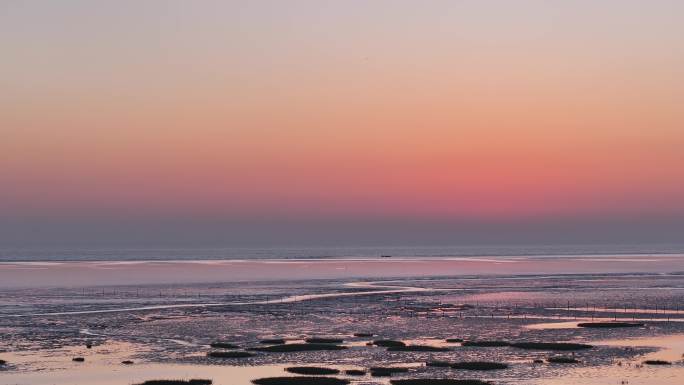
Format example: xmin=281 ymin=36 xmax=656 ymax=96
xmin=1 ymin=1 xmax=683 ymax=246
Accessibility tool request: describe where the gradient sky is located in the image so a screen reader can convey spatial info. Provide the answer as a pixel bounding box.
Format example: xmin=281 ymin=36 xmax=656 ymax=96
xmin=1 ymin=1 xmax=684 ymax=247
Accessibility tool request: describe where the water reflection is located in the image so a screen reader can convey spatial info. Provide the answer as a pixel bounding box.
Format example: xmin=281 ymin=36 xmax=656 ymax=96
xmin=532 ymin=334 xmax=684 ymax=385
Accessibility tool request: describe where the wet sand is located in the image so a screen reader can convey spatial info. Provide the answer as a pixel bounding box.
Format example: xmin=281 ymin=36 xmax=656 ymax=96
xmin=1 ymin=257 xmax=684 ymax=385
xmin=531 ymin=334 xmax=684 ymax=385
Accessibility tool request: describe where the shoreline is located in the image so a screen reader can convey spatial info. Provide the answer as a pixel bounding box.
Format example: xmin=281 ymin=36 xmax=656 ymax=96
xmin=2 ymin=255 xmax=684 ymax=288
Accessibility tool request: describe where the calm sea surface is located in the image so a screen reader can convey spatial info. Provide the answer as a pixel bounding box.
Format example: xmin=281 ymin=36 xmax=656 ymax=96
xmin=2 ymin=244 xmax=684 ymax=262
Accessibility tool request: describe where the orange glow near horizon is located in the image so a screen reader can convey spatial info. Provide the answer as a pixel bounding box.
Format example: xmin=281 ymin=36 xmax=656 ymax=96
xmin=2 ymin=1 xmax=684 ymax=225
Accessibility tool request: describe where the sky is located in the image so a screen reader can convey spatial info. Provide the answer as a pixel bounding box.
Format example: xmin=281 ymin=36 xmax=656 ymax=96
xmin=1 ymin=1 xmax=683 ymax=248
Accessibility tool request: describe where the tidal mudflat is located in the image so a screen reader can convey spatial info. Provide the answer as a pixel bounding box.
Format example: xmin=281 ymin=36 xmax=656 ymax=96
xmin=1 ymin=257 xmax=684 ymax=385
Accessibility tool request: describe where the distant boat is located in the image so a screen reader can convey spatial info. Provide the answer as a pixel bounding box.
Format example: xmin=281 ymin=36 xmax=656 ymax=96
xmin=380 ymin=255 xmax=392 ymax=258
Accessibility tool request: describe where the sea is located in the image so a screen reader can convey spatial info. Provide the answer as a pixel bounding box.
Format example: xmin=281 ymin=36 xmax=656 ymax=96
xmin=2 ymin=243 xmax=684 ymax=262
